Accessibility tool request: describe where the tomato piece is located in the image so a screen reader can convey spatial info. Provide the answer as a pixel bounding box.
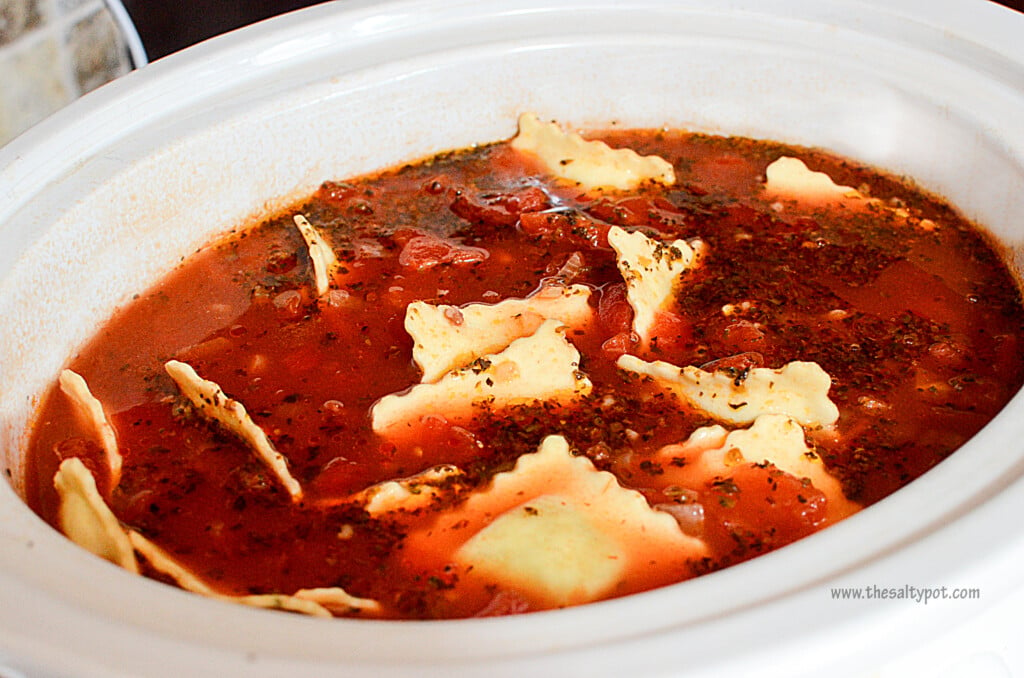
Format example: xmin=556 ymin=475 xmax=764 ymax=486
xmin=543 ymin=251 xmax=587 ymax=284
xmin=597 ymin=283 xmax=633 ymax=334
xmin=518 ymin=211 xmax=558 ymax=236
xmin=272 ymin=289 xmax=306 ymax=321
xmin=511 ymin=186 xmax=550 ymax=213
xmin=518 ymin=211 xmax=611 ymax=248
xmin=586 ymin=197 xmax=652 ymax=226
xmin=398 ymin=234 xmax=489 ymax=271
xmin=719 ymin=319 xmax=767 ymax=354
xmin=265 ymin=249 xmax=298 ymax=274
xmin=647 ymin=311 xmax=692 ymax=355
xmin=586 ymin=196 xmax=688 ymax=229
xmin=450 ymin=186 xmax=550 ymax=227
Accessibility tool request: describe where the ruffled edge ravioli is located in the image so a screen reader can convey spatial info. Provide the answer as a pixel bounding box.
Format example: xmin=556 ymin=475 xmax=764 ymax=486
xmin=48 ymin=113 xmax=865 ymax=617
xmin=404 ymin=435 xmax=709 ymax=607
xmin=55 ymin=458 xmax=380 ymax=618
xmin=511 ymin=112 xmax=676 ymax=190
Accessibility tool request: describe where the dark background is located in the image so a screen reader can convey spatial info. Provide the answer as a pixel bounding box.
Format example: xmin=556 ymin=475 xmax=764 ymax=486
xmin=123 ymin=0 xmax=1024 ymax=61
xmin=122 ymin=1 xmax=331 ymax=59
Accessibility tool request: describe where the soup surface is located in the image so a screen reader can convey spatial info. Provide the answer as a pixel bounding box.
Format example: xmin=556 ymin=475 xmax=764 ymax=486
xmin=24 ymin=116 xmax=1024 ymax=619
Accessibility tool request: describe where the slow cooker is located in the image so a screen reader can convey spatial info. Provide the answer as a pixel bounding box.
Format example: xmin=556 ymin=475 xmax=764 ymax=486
xmin=2 ymin=1 xmax=1024 ymax=676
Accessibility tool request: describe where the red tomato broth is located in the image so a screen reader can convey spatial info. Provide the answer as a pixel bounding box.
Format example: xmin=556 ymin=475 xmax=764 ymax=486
xmin=24 ymin=128 xmax=1024 ymax=619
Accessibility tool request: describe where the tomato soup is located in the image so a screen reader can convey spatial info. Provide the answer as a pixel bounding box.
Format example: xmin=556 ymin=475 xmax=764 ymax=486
xmin=25 ymin=119 xmax=1024 ymax=619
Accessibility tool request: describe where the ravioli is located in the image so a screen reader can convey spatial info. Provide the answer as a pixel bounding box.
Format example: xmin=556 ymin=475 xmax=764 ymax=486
xmin=228 ymin=594 xmax=334 ymax=617
xmin=656 ymin=415 xmax=859 ymax=521
xmin=165 ymin=360 xmax=303 ymax=500
xmin=348 ymin=464 xmax=465 ymax=515
xmin=763 ymin=156 xmax=936 ymax=228
xmin=292 ymin=587 xmax=382 ymax=616
xmin=764 ymin=156 xmax=860 ymax=203
xmin=457 ymin=494 xmax=626 ymax=607
xmin=607 ymin=226 xmax=697 ymax=343
xmin=53 ymin=458 xmax=137 ymax=572
xmin=293 ymin=213 xmax=339 ymax=297
xmin=406 ymin=284 xmax=593 ymax=383
xmin=617 ymin=354 xmax=839 ymax=427
xmin=130 ymin=529 xmax=380 ymax=616
xmin=405 ymin=435 xmax=708 ymax=607
xmin=58 ymin=369 xmax=122 ymax=486
xmin=127 ymin=529 xmax=216 ymax=595
xmin=371 ymin=319 xmax=593 ymax=436
xmin=511 ymin=112 xmax=675 ymax=190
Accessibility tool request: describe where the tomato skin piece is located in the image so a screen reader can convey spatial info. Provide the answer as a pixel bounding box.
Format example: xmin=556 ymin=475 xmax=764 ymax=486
xmin=52 ymin=438 xmax=110 ymax=493
xmin=474 ymin=589 xmax=531 ymax=617
xmin=586 ymin=196 xmax=659 ymax=227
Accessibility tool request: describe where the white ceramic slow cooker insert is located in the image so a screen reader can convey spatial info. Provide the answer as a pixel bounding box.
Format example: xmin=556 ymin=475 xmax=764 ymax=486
xmin=2 ymin=1 xmax=1024 ymax=676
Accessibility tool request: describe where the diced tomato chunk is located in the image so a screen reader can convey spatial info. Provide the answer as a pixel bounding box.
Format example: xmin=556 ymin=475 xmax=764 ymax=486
xmin=511 ymin=186 xmax=550 ymax=213
xmin=716 ymin=319 xmax=767 ymax=355
xmin=597 ymin=283 xmax=634 ymax=335
xmin=586 ymin=197 xmax=655 ymax=226
xmin=450 ymin=186 xmax=550 ymax=227
xmin=398 ymin=233 xmax=489 ymax=271
xmin=647 ymin=311 xmax=692 ymax=354
xmin=518 ymin=211 xmax=559 ymax=236
xmin=518 ymin=210 xmax=611 ymax=248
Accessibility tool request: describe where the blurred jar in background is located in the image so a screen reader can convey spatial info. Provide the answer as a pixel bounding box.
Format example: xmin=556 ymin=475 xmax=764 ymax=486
xmin=0 ymin=0 xmax=146 ymax=145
